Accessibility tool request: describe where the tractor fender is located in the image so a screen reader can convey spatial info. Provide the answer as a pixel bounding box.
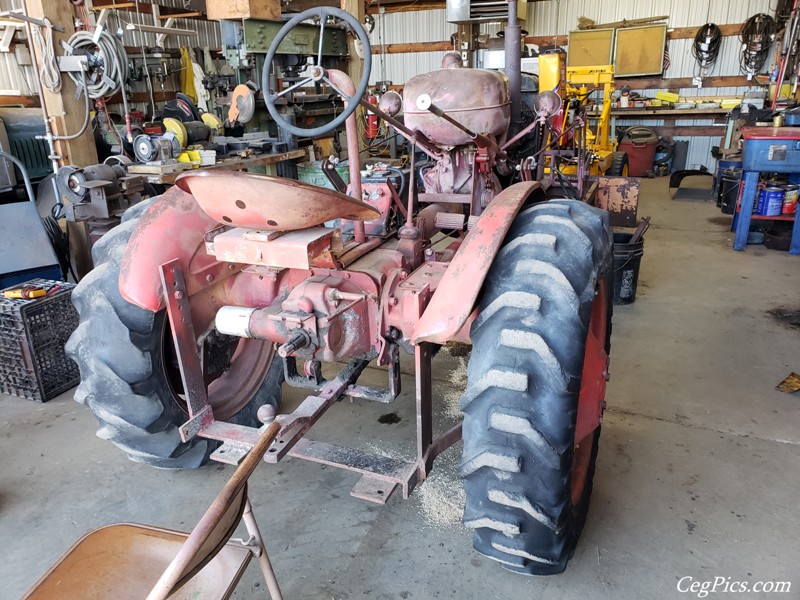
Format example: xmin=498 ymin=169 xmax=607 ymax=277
xmin=119 ymin=186 xmax=230 ymax=312
xmin=411 ymin=181 xmax=543 ymax=345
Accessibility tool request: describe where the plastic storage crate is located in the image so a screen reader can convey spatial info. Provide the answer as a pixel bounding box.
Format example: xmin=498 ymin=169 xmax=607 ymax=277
xmin=0 ymin=279 xmax=79 ymax=402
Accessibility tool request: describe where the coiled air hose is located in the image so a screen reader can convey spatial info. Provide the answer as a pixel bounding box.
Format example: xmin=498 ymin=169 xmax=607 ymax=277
xmin=66 ymin=29 xmax=128 ymax=99
xmin=692 ymin=23 xmax=722 ymax=76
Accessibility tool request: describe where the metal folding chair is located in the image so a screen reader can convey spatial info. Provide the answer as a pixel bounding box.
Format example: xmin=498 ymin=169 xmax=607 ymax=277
xmin=22 ymin=422 xmax=284 ymax=600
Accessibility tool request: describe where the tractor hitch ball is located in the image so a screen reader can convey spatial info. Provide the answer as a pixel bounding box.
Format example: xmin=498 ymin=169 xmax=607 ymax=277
xmin=257 ymin=404 xmax=277 ymax=425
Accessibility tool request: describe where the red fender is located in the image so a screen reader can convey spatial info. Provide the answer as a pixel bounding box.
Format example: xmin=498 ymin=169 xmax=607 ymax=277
xmin=119 ymin=186 xmax=233 ymax=312
xmin=411 ymin=181 xmax=543 ymax=345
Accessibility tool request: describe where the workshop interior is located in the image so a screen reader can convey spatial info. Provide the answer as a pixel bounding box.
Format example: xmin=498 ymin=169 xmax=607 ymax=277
xmin=0 ymin=0 xmax=798 ymax=598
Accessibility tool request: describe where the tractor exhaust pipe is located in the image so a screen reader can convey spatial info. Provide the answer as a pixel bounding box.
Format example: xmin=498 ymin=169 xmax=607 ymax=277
xmin=505 ymin=0 xmax=522 ymax=137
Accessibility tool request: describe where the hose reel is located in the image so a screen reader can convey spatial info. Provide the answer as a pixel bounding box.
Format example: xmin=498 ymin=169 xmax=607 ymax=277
xmin=62 ymin=30 xmax=128 ymax=99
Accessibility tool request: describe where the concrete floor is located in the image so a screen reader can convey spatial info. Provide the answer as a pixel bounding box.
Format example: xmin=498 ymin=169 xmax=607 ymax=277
xmin=2 ymin=178 xmax=799 ymax=599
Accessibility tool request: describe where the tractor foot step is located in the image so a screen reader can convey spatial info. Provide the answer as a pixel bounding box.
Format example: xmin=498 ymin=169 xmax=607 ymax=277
xmin=350 ymin=475 xmax=399 ymax=505
xmin=210 ymin=440 xmax=253 ymax=465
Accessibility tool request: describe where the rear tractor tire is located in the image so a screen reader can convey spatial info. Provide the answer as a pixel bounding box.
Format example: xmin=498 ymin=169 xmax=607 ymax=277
xmin=65 ymin=200 xmax=283 ymax=469
xmin=460 ymin=199 xmax=613 ymax=574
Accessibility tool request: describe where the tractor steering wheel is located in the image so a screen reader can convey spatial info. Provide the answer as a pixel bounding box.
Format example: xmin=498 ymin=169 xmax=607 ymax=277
xmin=262 ymin=7 xmax=373 ymax=138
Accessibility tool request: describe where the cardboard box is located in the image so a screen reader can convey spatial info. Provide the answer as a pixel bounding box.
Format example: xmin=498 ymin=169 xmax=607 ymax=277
xmin=206 ymin=0 xmax=280 ymax=21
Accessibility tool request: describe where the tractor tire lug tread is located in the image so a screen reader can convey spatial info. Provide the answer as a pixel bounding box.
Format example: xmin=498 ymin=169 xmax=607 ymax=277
xmin=461 ymin=199 xmax=613 ymax=575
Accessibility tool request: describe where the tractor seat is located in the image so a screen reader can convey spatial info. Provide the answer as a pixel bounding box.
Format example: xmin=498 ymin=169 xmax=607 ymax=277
xmin=176 ymin=171 xmax=380 ymax=231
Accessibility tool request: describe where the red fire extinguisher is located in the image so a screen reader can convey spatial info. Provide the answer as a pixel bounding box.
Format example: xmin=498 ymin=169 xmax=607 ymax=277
xmin=365 ymin=93 xmax=379 ymax=139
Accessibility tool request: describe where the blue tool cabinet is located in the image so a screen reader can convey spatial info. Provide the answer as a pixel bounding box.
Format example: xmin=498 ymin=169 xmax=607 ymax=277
xmin=734 ymin=127 xmax=800 ymax=254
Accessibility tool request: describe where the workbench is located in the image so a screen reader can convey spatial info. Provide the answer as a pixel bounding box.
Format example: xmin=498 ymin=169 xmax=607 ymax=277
xmin=608 ymin=107 xmax=730 ymax=138
xmin=734 ymin=127 xmax=800 ymax=255
xmin=610 ymin=108 xmax=730 ymax=117
xmin=129 ymin=149 xmax=308 ymax=185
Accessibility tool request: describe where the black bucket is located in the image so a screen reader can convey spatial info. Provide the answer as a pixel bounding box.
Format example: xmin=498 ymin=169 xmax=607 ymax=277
xmin=613 ymin=232 xmax=644 ymax=305
xmin=719 ymin=168 xmax=742 ymax=215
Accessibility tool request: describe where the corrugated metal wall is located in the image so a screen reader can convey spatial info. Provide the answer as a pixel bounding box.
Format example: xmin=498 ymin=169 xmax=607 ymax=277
xmin=369 ymin=9 xmax=456 ymax=84
xmin=0 ymin=0 xmax=37 ymax=95
xmin=371 ymin=0 xmax=774 ymax=169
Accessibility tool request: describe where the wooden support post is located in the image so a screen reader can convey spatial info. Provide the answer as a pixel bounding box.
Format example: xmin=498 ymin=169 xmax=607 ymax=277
xmin=340 ymin=0 xmax=365 ymax=87
xmin=24 ymin=0 xmax=99 ymax=168
xmin=25 ymin=0 xmax=99 ymax=278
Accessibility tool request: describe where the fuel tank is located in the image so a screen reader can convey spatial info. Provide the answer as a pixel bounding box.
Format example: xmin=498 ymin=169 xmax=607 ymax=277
xmin=403 ymin=68 xmax=510 ymax=147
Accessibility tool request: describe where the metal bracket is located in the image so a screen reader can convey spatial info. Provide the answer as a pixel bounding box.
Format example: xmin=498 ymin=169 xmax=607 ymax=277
xmin=265 ymin=357 xmax=370 ymax=462
xmin=321 ymin=157 xmax=347 ymax=193
xmin=283 ymin=356 xmax=326 ymax=389
xmin=345 ymin=344 xmax=401 ymax=403
xmin=0 ymin=27 xmax=17 ymax=53
xmin=2 ymin=11 xmax=64 ymax=32
xmin=57 ymin=55 xmax=88 ymax=73
xmin=159 ymin=260 xmax=215 ymax=442
xmin=73 ymin=80 xmax=86 ymax=100
xmin=283 ymin=344 xmax=401 ymax=403
xmin=414 ymin=342 xmax=462 ymax=482
xmin=211 ymin=438 xmax=254 ymax=465
xmin=92 ymin=9 xmax=109 ymax=43
xmin=289 ymin=438 xmax=415 ymax=504
xmin=179 ymin=404 xmax=213 ymax=443
xmin=267 ymin=341 xmax=460 ymax=503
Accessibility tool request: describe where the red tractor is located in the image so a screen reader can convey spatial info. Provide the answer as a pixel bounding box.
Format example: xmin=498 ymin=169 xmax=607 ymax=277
xmin=66 ymin=6 xmax=614 ymax=575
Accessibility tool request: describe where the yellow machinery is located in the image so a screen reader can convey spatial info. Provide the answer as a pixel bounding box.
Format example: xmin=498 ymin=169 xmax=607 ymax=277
xmin=566 ymin=65 xmax=624 ymax=175
xmin=539 ymin=53 xmax=566 ymax=97
xmin=538 ymin=54 xmax=628 ymax=177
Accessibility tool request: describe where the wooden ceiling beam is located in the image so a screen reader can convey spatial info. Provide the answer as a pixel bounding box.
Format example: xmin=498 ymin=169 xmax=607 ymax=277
xmin=620 ymin=75 xmax=752 ymax=90
xmin=376 ymin=22 xmax=746 ymax=54
xmin=0 ymin=95 xmax=40 ymax=108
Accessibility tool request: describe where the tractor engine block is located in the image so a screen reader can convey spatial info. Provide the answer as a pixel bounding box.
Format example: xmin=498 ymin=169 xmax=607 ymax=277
xmin=420 ymin=147 xmax=503 ymax=209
